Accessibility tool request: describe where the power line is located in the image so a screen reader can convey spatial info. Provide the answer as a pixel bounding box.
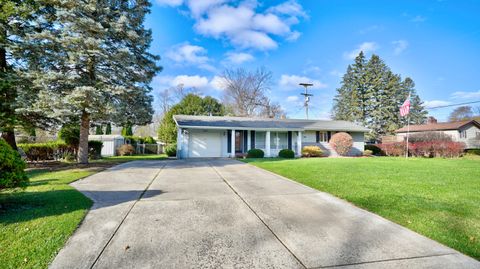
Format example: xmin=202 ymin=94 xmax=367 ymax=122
xmin=426 ymin=100 xmax=480 ymax=110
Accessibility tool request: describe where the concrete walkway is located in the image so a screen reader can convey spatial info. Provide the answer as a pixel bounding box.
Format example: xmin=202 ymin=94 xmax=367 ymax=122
xmin=50 ymin=159 xmax=479 ymax=269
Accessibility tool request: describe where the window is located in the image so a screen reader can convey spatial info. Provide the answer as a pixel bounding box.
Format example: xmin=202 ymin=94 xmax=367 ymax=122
xmin=460 ymin=130 xmax=467 ymax=139
xmin=476 ymin=132 xmax=480 ymax=139
xmin=269 ymin=132 xmax=288 ymax=150
xmin=255 ymin=131 xmax=266 ymax=149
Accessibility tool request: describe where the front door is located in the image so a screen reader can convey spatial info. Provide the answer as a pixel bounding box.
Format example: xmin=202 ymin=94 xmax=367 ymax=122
xmin=235 ymin=131 xmax=244 ymax=153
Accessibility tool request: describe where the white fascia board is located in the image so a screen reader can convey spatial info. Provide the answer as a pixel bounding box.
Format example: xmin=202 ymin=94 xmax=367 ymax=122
xmin=177 ymin=125 xmax=303 ymax=132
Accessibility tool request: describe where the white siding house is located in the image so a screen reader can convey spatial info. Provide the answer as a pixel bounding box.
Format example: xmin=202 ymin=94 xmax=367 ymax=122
xmin=173 ymin=115 xmax=370 ymax=159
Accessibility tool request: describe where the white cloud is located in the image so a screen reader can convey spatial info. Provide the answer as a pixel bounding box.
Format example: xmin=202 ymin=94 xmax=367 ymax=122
xmin=279 ymin=74 xmax=327 ymax=90
xmin=160 ymin=0 xmax=306 ymax=51
xmin=452 ymin=90 xmax=480 ymax=99
xmin=410 ymin=15 xmax=426 ymax=22
xmin=224 ymin=52 xmax=255 ymax=64
xmin=172 ymin=75 xmax=210 ymax=89
xmin=156 ymin=0 xmax=183 ymax=6
xmin=343 ymin=42 xmax=378 ymax=60
xmin=287 ymin=95 xmax=299 ymax=102
xmin=423 ymin=100 xmax=451 ymax=108
xmin=209 ymin=75 xmax=226 ymax=91
xmin=392 ymin=40 xmax=409 ymax=55
xmin=166 ymin=43 xmax=215 ymax=71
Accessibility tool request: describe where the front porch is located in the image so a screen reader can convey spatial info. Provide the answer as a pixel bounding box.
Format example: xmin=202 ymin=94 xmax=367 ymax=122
xmin=227 ymin=129 xmax=303 ymax=157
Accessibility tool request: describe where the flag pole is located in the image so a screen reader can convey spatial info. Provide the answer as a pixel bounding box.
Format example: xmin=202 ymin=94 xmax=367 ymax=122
xmin=405 ymin=115 xmax=410 ymax=158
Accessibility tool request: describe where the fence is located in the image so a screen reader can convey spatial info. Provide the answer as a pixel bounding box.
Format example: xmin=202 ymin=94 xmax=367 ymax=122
xmin=135 ymin=143 xmax=164 ymax=155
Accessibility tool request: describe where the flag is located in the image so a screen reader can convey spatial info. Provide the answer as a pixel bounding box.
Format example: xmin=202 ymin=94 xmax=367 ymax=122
xmin=400 ymin=95 xmax=411 ymax=117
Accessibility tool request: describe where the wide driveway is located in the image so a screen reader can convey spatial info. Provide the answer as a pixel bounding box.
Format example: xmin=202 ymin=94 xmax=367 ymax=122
xmin=50 ymin=159 xmax=479 ymax=268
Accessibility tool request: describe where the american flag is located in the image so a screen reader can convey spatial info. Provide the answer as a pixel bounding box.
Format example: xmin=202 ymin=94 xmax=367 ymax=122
xmin=400 ymin=95 xmax=411 ymax=117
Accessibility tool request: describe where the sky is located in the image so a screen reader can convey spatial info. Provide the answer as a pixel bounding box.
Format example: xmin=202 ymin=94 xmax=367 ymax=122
xmin=146 ymin=0 xmax=480 ymax=121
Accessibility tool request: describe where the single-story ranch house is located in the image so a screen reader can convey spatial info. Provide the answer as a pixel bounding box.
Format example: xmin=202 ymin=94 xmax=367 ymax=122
xmin=173 ymin=115 xmax=370 ymax=158
xmin=395 ymin=118 xmax=480 ymax=149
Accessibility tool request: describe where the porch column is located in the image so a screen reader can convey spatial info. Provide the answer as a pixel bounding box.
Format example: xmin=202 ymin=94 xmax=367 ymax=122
xmin=176 ymin=127 xmax=182 ymax=158
xmin=231 ymin=129 xmax=235 ymax=158
xmin=247 ymin=130 xmax=251 ymax=150
xmin=265 ymin=131 xmax=271 ymax=157
xmin=297 ymin=131 xmax=302 ymax=156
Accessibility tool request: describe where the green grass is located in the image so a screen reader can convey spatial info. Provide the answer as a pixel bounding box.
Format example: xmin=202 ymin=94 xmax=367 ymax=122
xmin=0 ymin=169 xmax=96 ymax=268
xmin=96 ymin=154 xmax=168 ymax=162
xmin=243 ymin=157 xmax=480 ymax=260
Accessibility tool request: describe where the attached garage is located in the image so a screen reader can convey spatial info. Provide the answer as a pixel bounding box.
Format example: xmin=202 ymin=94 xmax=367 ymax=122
xmin=187 ymin=130 xmax=224 ymax=158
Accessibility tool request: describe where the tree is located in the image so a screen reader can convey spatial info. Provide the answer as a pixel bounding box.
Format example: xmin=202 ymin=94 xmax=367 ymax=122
xmin=448 ymin=106 xmax=474 ymax=122
xmin=332 ymin=52 xmax=427 ymax=141
xmin=158 ymin=94 xmax=225 ymax=144
xmin=29 ymin=0 xmax=161 ymax=163
xmin=95 ymin=125 xmax=103 ymax=135
xmin=219 ymin=67 xmax=282 ymax=117
xmin=105 ymin=123 xmax=112 ymax=135
xmin=121 ymin=124 xmax=133 ymax=136
xmin=0 ymin=0 xmax=53 ymax=149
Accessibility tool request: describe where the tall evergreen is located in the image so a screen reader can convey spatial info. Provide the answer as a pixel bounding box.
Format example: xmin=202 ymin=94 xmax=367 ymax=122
xmin=29 ymin=0 xmax=161 ymax=163
xmin=332 ymin=52 xmax=427 ymax=141
xmin=105 ymin=123 xmax=112 ymax=135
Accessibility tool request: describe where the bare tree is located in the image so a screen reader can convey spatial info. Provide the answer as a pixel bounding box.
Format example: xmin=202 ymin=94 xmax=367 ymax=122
xmin=260 ymin=98 xmax=285 ymax=118
xmin=220 ymin=67 xmax=283 ymax=117
xmin=448 ymin=106 xmax=474 ymax=122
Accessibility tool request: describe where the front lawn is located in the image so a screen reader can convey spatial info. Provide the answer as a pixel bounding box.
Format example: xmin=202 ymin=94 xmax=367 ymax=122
xmin=243 ymin=157 xmax=480 ymax=260
xmin=0 ymin=169 xmax=96 ymax=268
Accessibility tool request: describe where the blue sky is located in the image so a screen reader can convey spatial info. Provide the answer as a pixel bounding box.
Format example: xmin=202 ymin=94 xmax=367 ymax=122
xmin=146 ymin=0 xmax=480 ymax=121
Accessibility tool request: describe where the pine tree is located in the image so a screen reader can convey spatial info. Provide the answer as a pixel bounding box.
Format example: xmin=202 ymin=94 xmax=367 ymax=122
xmin=95 ymin=125 xmax=103 ymax=135
xmin=332 ymin=52 xmax=427 ymax=141
xmin=121 ymin=124 xmax=133 ymax=136
xmin=105 ymin=123 xmax=112 ymax=135
xmin=29 ymin=0 xmax=160 ymax=163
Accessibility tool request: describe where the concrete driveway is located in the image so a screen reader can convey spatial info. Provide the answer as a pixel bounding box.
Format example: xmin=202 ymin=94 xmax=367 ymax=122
xmin=50 ymin=159 xmax=479 ymax=269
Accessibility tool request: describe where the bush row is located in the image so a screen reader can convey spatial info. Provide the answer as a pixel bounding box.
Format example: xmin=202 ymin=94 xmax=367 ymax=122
xmin=377 ymin=141 xmax=465 ymax=158
xmin=124 ymin=136 xmax=156 ymax=145
xmin=18 ymin=140 xmax=103 ymax=161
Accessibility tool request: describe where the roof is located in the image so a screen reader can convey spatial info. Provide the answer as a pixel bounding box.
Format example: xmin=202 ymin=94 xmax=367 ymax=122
xmin=173 ymin=115 xmax=370 ymax=132
xmin=395 ymin=120 xmax=480 ymax=133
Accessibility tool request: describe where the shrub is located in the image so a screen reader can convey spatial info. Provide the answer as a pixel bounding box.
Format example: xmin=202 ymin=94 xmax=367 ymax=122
xmin=378 ymin=142 xmax=407 ymax=157
xmin=18 ymin=141 xmax=75 ymax=161
xmin=58 ymin=124 xmax=80 ymax=147
xmin=466 ymin=149 xmax=480 ymax=156
xmin=0 ymin=138 xmax=28 ymax=190
xmin=117 ymin=144 xmax=135 ymax=156
xmin=329 ymin=132 xmax=353 ymax=156
xmin=165 ymin=144 xmax=177 ymax=157
xmin=247 ymin=148 xmax=264 ymax=158
xmin=365 ymin=144 xmax=385 ymax=156
xmin=144 ymin=136 xmax=156 ymax=144
xmin=278 ymin=149 xmax=295 ymax=158
xmin=363 ymin=150 xmax=373 ymax=156
xmin=409 ymin=131 xmax=453 ymax=143
xmin=88 ymin=140 xmax=103 ymax=159
xmin=301 ymin=146 xmax=323 ymax=157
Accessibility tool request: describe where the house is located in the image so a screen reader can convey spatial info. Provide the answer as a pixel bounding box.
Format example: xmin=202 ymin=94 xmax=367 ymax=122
xmin=173 ymin=115 xmax=370 ymax=158
xmin=395 ymin=117 xmax=480 ymax=149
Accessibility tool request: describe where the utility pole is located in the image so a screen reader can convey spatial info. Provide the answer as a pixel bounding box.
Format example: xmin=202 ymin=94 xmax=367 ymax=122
xmin=299 ymin=83 xmax=313 ymax=119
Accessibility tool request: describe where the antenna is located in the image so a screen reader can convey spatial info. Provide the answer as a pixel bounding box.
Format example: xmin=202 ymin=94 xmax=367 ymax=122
xmin=299 ymin=83 xmax=313 ymax=119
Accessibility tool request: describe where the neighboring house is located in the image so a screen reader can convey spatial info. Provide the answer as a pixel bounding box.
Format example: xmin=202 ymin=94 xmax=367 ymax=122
xmin=173 ymin=115 xmax=370 ymax=158
xmin=395 ymin=117 xmax=480 ymax=149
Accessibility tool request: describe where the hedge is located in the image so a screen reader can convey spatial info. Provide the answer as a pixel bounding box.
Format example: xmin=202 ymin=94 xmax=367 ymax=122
xmin=301 ymin=146 xmax=323 ymax=157
xmin=18 ymin=141 xmax=74 ymax=162
xmin=165 ymin=144 xmax=177 ymax=157
xmin=364 ymin=144 xmax=385 ymax=156
xmin=378 ymin=141 xmax=465 ymax=158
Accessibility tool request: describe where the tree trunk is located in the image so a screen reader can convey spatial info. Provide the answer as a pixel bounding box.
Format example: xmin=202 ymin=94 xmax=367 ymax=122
xmin=78 ymin=111 xmax=90 ymax=164
xmin=1 ymin=129 xmax=17 ymax=150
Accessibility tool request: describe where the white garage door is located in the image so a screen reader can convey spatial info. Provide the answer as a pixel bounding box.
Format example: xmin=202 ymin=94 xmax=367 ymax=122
xmin=188 ymin=131 xmax=222 ymax=158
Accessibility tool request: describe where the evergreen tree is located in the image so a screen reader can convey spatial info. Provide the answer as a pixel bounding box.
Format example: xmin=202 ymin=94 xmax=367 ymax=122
xmin=29 ymin=0 xmax=160 ymax=163
xmin=105 ymin=123 xmax=112 ymax=135
xmin=158 ymin=94 xmax=225 ymax=144
xmin=121 ymin=124 xmax=133 ymax=136
xmin=95 ymin=125 xmax=103 ymax=135
xmin=332 ymin=52 xmax=427 ymax=141
xmin=0 ymin=0 xmax=52 ymax=149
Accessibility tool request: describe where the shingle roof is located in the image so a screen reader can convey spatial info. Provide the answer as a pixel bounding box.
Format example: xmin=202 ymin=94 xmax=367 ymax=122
xmin=173 ymin=115 xmax=370 ymax=132
xmin=395 ymin=120 xmax=480 ymax=133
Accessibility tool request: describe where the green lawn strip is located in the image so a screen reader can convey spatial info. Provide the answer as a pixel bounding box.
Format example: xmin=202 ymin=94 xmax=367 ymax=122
xmin=0 ymin=169 xmax=97 ymax=268
xmin=94 ymin=154 xmax=168 ymax=163
xmin=243 ymin=157 xmax=480 ymax=260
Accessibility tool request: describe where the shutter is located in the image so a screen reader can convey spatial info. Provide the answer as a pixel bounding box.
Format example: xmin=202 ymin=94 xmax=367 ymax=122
xmin=227 ymin=130 xmax=231 ymax=153
xmin=251 ymin=131 xmax=255 ymax=149
xmin=316 ymin=131 xmax=320 ymax=143
xmin=287 ymin=131 xmax=292 ymax=150
xmin=327 ymin=131 xmax=331 ymax=142
xmin=243 ymin=130 xmax=248 ymax=152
